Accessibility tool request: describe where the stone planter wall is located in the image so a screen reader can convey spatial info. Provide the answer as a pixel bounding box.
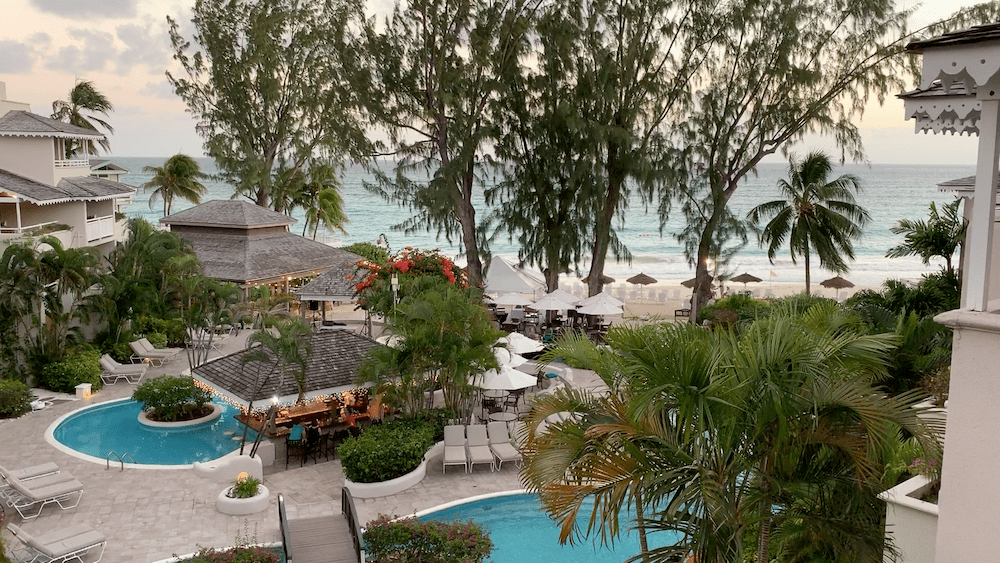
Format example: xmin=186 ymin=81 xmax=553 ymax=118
xmin=880 ymin=475 xmax=938 ymax=563
xmin=138 ymin=403 xmax=222 ymax=428
xmin=344 ymin=441 xmax=444 ymax=499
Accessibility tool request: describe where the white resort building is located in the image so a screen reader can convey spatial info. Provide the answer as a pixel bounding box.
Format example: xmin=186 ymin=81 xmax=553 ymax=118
xmin=0 ymin=82 xmax=134 ymax=253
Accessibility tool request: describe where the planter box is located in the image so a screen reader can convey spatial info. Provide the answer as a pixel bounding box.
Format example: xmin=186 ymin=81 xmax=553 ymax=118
xmin=344 ymin=441 xmax=444 ymax=499
xmin=217 ymin=485 xmax=270 ymax=515
xmin=880 ymin=475 xmax=938 ymax=563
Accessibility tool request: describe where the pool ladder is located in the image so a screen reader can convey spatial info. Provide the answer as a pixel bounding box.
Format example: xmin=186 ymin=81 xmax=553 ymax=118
xmin=106 ymin=451 xmax=135 ymax=471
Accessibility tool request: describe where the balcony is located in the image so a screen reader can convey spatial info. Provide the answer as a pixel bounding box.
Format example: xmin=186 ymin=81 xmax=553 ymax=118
xmin=54 ymin=159 xmax=90 ymax=169
xmin=85 ymin=215 xmax=115 ymax=243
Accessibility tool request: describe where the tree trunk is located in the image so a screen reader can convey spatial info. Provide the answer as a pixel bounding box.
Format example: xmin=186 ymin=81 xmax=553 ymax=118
xmin=458 ymin=164 xmax=483 ymax=288
xmin=588 ymin=144 xmax=623 ymax=297
xmin=756 ymin=457 xmax=773 ymax=563
xmin=804 ymin=240 xmax=810 ymax=295
xmin=635 ymin=489 xmax=650 ymax=563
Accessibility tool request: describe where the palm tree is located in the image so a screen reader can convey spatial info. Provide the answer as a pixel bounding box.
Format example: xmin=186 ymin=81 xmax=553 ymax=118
xmin=886 ymin=199 xmax=966 ymax=274
xmin=143 ymin=154 xmax=209 ymax=216
xmin=747 ymin=151 xmax=870 ymax=294
xmin=522 ymin=307 xmax=938 ymax=563
xmin=246 ymin=318 xmax=313 ymax=405
xmin=51 ymin=79 xmax=114 ymax=155
xmin=295 ymin=164 xmax=349 ymax=239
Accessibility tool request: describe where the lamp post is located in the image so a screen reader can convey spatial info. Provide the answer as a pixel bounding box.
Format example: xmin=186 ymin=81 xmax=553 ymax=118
xmin=390 ymin=274 xmax=399 ymax=309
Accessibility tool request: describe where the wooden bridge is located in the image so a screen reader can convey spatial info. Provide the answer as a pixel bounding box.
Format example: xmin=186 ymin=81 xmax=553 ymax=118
xmin=279 ymin=489 xmax=365 ymax=563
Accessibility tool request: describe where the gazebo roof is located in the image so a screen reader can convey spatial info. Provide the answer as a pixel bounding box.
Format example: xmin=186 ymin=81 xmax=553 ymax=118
xmin=192 ymin=329 xmax=383 ymax=406
xmin=160 ymin=200 xmax=296 ymax=229
xmin=296 ymin=249 xmax=366 ymax=302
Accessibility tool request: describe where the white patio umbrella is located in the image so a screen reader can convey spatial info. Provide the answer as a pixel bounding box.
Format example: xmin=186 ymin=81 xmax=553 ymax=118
xmin=375 ymin=334 xmax=404 ymax=349
xmin=494 ymin=347 xmax=528 ymax=368
xmin=491 ymin=292 xmax=534 ymax=307
xmin=577 ymin=301 xmax=624 ymax=316
xmin=497 ymin=333 xmax=544 ymax=354
xmin=545 ymin=289 xmax=579 ymax=305
xmin=479 ymin=365 xmax=537 ymax=390
xmin=530 ymin=293 xmax=574 ymax=311
xmin=577 ymin=291 xmax=624 ymax=308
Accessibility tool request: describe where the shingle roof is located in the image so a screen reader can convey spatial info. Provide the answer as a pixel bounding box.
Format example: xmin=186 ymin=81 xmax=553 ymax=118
xmin=89 ymin=159 xmax=129 ymax=173
xmin=160 ymin=200 xmax=296 ymax=229
xmin=296 ymin=250 xmax=365 ymax=301
xmin=0 ymin=167 xmax=135 ymax=205
xmin=192 ymin=330 xmax=383 ymax=404
xmin=898 ymin=80 xmax=974 ymax=100
xmin=0 ymin=110 xmax=105 ymax=139
xmin=173 ymin=229 xmax=350 ymax=284
xmin=908 ymin=23 xmax=1000 ymax=52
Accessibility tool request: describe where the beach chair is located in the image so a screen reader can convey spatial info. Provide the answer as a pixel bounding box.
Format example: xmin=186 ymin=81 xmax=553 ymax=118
xmin=443 ymin=425 xmax=468 ymax=474
xmin=7 ymin=523 xmax=106 ymax=563
xmin=128 ymin=340 xmax=175 ymax=366
xmin=0 ymin=462 xmax=59 ymax=500
xmin=465 ymin=425 xmax=496 ymax=472
xmin=99 ymin=354 xmax=147 ymax=385
xmin=139 ymin=337 xmax=182 ymax=358
xmin=486 ymin=421 xmax=522 ymax=470
xmin=2 ymin=469 xmax=84 ymax=519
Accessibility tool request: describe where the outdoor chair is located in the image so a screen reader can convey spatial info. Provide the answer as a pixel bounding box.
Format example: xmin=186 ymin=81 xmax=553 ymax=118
xmin=128 ymin=340 xmax=177 ymax=366
xmin=443 ymin=425 xmax=468 ymax=474
xmin=138 ymin=337 xmax=182 ymax=357
xmin=486 ymin=421 xmax=522 ymax=470
xmin=303 ymin=424 xmax=327 ymax=464
xmin=465 ymin=425 xmax=496 ymax=473
xmin=285 ymin=424 xmax=308 ymax=468
xmin=0 ymin=462 xmax=59 ymax=500
xmin=503 ymin=389 xmax=525 ymax=413
xmin=98 ymin=355 xmax=147 ymax=385
xmin=7 ymin=523 xmax=106 ymax=563
xmin=2 ymin=469 xmax=84 ymax=519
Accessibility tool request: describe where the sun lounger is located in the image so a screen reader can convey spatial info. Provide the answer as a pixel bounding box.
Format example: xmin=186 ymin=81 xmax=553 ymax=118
xmin=7 ymin=523 xmax=106 ymax=563
xmin=2 ymin=469 xmax=84 ymax=519
xmin=443 ymin=425 xmax=468 ymax=474
xmin=99 ymin=354 xmax=147 ymax=385
xmin=139 ymin=337 xmax=182 ymax=356
xmin=128 ymin=341 xmax=174 ymax=366
xmin=465 ymin=425 xmax=496 ymax=472
xmin=486 ymin=421 xmax=522 ymax=469
xmin=0 ymin=462 xmax=59 ymax=499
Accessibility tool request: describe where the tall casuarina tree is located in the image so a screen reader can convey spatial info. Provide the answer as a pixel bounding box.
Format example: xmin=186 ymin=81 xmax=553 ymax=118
xmin=143 ymin=154 xmax=209 ymax=216
xmin=51 ymin=79 xmax=114 ymax=155
xmin=748 ymin=151 xmax=870 ymax=295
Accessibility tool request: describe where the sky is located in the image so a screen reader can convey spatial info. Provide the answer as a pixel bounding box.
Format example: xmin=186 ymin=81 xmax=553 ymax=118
xmin=0 ymin=0 xmax=987 ymax=164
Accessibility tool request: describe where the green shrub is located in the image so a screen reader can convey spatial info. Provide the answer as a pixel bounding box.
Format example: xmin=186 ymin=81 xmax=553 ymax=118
xmin=364 ymin=516 xmax=493 ymax=563
xmin=343 ymin=241 xmax=389 ymax=264
xmin=102 ymin=338 xmax=133 ymax=364
xmin=0 ymin=379 xmax=32 ymax=419
xmin=231 ymin=476 xmax=261 ymax=499
xmin=189 ymin=546 xmax=278 ymax=563
xmin=145 ymin=332 xmax=169 ymax=349
xmin=339 ymin=419 xmax=435 ymax=483
xmin=38 ymin=350 xmax=102 ymax=393
xmin=132 ymin=376 xmax=212 ymax=422
xmin=399 ymin=408 xmax=458 ymax=442
xmin=698 ymin=293 xmax=770 ymax=325
xmin=135 ymin=316 xmax=187 ymax=347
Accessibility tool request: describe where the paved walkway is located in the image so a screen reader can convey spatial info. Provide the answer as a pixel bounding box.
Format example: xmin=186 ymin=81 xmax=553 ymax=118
xmin=0 ymin=331 xmax=541 ymax=563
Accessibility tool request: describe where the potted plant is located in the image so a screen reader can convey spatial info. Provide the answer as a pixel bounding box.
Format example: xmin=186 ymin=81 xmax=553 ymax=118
xmin=216 ymin=472 xmax=270 ymax=515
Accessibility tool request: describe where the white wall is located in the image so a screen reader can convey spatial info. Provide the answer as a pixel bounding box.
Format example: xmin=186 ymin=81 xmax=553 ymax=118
xmin=0 ymin=137 xmax=55 ymax=185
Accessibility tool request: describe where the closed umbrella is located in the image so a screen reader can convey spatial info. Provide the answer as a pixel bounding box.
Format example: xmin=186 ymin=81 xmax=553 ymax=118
xmin=577 ymin=291 xmax=625 ymax=308
xmin=491 ymin=292 xmax=533 ymax=306
xmin=577 ymin=302 xmax=624 ymax=316
xmin=626 ymin=272 xmax=657 ymax=285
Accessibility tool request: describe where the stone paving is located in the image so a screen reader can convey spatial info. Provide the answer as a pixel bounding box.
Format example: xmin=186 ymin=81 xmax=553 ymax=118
xmin=0 ymin=330 xmax=558 ymax=563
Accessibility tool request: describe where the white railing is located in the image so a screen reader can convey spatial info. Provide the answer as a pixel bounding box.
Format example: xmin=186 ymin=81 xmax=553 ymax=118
xmin=86 ymin=215 xmax=115 ymax=242
xmin=54 ymin=159 xmax=89 ymax=168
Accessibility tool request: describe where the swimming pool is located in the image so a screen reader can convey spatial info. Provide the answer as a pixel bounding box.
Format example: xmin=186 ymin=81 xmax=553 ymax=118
xmin=46 ymin=398 xmax=256 ymax=468
xmin=418 ymin=492 xmax=681 ymax=562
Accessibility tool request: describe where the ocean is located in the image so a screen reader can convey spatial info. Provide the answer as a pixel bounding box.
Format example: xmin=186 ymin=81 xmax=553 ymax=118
xmin=112 ymin=157 xmax=972 ymax=288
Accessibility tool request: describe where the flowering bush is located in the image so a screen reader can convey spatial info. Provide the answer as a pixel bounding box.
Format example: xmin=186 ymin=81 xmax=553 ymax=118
xmin=363 ymin=516 xmax=493 ymax=563
xmin=352 ymin=248 xmax=468 ymax=317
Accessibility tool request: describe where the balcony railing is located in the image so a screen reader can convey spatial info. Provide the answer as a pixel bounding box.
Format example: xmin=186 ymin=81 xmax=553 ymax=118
xmin=0 ymin=220 xmax=61 ymax=236
xmin=54 ymin=159 xmax=90 ymax=168
xmin=86 ymin=215 xmax=115 ymax=242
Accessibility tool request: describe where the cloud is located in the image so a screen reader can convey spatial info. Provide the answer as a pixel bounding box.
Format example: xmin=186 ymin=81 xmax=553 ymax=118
xmin=29 ymin=0 xmax=137 ymax=19
xmin=44 ymin=28 xmax=116 ymax=73
xmin=0 ymin=41 xmax=36 ymax=73
xmin=139 ymin=80 xmax=177 ymax=100
xmin=116 ymin=22 xmax=170 ymax=74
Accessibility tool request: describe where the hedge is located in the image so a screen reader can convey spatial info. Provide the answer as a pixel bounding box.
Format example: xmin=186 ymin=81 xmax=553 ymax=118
xmin=339 ymin=419 xmax=435 ymax=483
xmin=364 ymin=516 xmax=493 ymax=563
xmin=0 ymin=379 xmax=32 ymax=419
xmin=132 ymin=376 xmax=213 ymax=422
xmin=38 ymin=350 xmax=102 ymax=394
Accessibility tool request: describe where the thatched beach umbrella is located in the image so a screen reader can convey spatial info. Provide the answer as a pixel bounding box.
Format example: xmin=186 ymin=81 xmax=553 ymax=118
xmin=681 ymin=275 xmax=714 ymax=289
xmin=731 ymin=272 xmax=763 ymax=289
xmin=820 ymin=275 xmax=855 ymax=300
xmin=581 ymin=274 xmax=616 ymax=285
xmin=626 ymin=272 xmax=657 ymax=285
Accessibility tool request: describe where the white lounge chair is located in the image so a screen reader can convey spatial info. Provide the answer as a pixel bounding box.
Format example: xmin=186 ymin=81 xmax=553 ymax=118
xmin=0 ymin=462 xmax=59 ymax=500
xmin=2 ymin=469 xmax=84 ymax=519
xmin=465 ymin=425 xmax=496 ymax=472
xmin=443 ymin=425 xmax=468 ymax=474
xmin=128 ymin=341 xmax=173 ymax=366
xmin=486 ymin=421 xmax=522 ymax=470
xmin=99 ymin=354 xmax=147 ymax=385
xmin=139 ymin=337 xmax=182 ymax=356
xmin=7 ymin=523 xmax=106 ymax=563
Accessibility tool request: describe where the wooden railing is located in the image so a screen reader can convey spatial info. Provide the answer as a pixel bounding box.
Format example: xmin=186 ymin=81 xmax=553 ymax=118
xmin=342 ymin=487 xmax=365 ymax=563
xmin=278 ymin=493 xmax=293 ymax=563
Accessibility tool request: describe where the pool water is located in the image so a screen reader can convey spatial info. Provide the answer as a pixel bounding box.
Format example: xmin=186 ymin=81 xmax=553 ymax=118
xmin=420 ymin=493 xmax=681 ymax=563
xmin=52 ymin=398 xmax=256 ymax=466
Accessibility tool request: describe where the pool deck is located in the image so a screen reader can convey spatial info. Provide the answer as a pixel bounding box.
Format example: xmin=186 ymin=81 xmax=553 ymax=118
xmin=0 ymin=329 xmax=607 ymax=563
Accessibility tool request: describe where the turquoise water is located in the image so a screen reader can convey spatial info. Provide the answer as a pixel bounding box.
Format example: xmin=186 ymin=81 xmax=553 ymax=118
xmin=419 ymin=493 xmax=681 ymax=563
xmin=53 ymin=399 xmax=256 ymax=465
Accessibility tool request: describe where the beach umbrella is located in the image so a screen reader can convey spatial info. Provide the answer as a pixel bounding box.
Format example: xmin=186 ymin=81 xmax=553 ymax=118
xmin=577 ymin=302 xmax=624 ymax=316
xmin=820 ymin=275 xmax=855 ymax=300
xmin=681 ymin=275 xmax=714 ymax=289
xmin=731 ymin=272 xmax=763 ymax=288
xmin=545 ymin=288 xmax=580 ymax=305
xmin=478 ymin=365 xmax=537 ymax=390
xmin=494 ymin=347 xmax=528 ymax=368
xmin=626 ymin=272 xmax=657 ymax=285
xmin=530 ymin=293 xmax=574 ymax=311
xmin=577 ymin=291 xmax=625 ymax=308
xmin=498 ymin=333 xmax=544 ymax=354
xmin=375 ymin=334 xmax=403 ymax=349
xmin=491 ymin=292 xmax=533 ymax=307
xmin=581 ymin=274 xmax=616 ymax=285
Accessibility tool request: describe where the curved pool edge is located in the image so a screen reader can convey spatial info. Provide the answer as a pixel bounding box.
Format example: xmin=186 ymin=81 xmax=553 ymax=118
xmin=44 ymin=398 xmax=243 ymax=470
xmin=411 ymin=489 xmax=529 ymax=519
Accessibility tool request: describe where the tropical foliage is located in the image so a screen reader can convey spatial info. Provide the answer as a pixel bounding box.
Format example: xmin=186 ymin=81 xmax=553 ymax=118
xmin=521 ymin=307 xmax=938 ymax=563
xmin=363 ymin=516 xmax=493 ymax=563
xmin=353 ymin=248 xmax=467 ymax=318
xmin=38 ymin=350 xmax=102 ymax=394
xmin=50 ymin=79 xmax=114 ymax=155
xmin=748 ymin=152 xmax=870 ymax=295
xmin=143 ymin=154 xmax=209 ymax=216
xmin=886 ymin=199 xmax=966 ymax=274
xmin=0 ymin=379 xmax=32 ymax=419
xmin=338 ymin=418 xmax=435 ymax=483
xmin=132 ymin=376 xmax=213 ymax=422
xmin=244 ymin=318 xmax=313 ymax=404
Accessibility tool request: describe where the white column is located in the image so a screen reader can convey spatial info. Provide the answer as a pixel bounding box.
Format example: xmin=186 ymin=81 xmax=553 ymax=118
xmin=14 ymin=198 xmax=21 ymax=232
xmin=965 ymin=98 xmax=1000 ymax=310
